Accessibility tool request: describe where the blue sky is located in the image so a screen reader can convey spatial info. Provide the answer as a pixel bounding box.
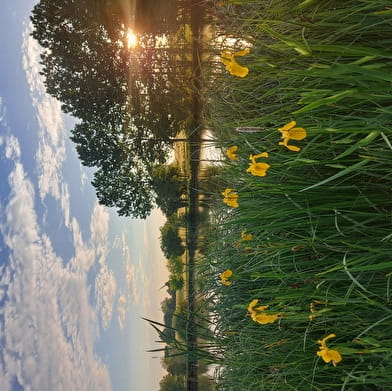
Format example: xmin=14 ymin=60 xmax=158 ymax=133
xmin=0 ymin=1 xmax=169 ymax=390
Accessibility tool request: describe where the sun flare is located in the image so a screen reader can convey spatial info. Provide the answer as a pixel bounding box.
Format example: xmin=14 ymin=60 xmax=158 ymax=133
xmin=126 ymin=29 xmax=137 ymax=48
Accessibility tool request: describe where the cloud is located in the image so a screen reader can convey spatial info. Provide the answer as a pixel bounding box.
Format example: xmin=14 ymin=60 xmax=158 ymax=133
xmin=117 ymin=294 xmax=127 ymax=330
xmin=89 ymin=204 xmax=117 ymax=329
xmin=0 ymin=95 xmax=6 ymax=126
xmin=115 ymin=231 xmax=139 ymax=305
xmin=90 ymin=203 xmax=110 ymax=265
xmin=60 ymin=182 xmax=71 ymax=228
xmin=21 ymin=26 xmax=117 ymax=334
xmin=22 ymin=24 xmax=66 ymax=203
xmin=95 ymin=264 xmax=117 ymax=329
xmin=0 ymin=137 xmax=112 ymax=391
xmin=4 ymin=134 xmax=21 ymax=160
xmin=119 ymin=294 xmax=127 ymax=305
xmin=0 ymin=101 xmax=20 ymax=161
xmin=21 ymin=25 xmax=116 ymax=326
xmin=1 ymin=24 xmax=124 ymax=390
xmin=68 ymin=216 xmax=96 ymax=274
xmin=125 ymin=263 xmax=139 ymax=304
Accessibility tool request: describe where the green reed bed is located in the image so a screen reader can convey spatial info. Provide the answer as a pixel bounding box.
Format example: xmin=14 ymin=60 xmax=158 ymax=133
xmin=201 ymin=1 xmax=392 ymax=390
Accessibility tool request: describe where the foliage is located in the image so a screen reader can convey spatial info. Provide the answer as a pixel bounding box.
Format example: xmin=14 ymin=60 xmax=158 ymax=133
xmin=91 ymin=163 xmax=155 ymax=218
xmin=135 ymin=0 xmax=180 ymax=35
xmin=160 ymin=218 xmax=185 ymax=259
xmin=161 ymin=351 xmax=187 ymax=376
xmin=168 ymin=275 xmax=184 ymax=291
xmin=30 ymin=0 xmax=193 ymax=218
xmin=199 ymin=1 xmax=392 ymax=390
xmin=161 ymin=294 xmax=177 ymax=343
xmin=159 ymin=374 xmax=186 ymax=391
xmin=152 ymin=164 xmax=187 ymax=217
xmin=167 ymin=256 xmax=184 ymax=276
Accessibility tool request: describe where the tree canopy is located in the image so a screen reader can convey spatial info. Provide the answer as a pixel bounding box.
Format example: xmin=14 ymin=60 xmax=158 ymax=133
xmin=159 ymin=374 xmax=186 ymax=391
xmin=160 ymin=219 xmax=185 ymax=259
xmin=30 ymin=0 xmax=193 ymax=218
xmin=152 ymin=164 xmax=187 ymax=217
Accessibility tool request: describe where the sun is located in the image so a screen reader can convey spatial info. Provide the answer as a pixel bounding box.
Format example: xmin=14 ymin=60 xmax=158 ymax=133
xmin=126 ymin=29 xmax=137 ymax=48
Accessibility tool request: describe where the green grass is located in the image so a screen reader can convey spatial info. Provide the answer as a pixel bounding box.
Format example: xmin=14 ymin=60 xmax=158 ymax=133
xmin=199 ymin=1 xmax=392 ymax=390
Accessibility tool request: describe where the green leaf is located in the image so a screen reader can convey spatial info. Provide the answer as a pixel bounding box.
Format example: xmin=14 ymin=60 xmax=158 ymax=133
xmin=300 ymin=159 xmax=370 ymax=191
xmin=293 ymin=89 xmax=357 ymax=114
xmin=333 ymin=131 xmax=380 ymax=160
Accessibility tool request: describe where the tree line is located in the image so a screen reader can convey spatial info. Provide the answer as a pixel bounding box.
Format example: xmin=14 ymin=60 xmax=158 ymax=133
xmin=31 ymin=0 xmax=195 ymax=218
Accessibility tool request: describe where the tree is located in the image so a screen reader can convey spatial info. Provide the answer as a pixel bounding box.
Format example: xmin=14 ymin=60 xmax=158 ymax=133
xmin=162 ymin=353 xmax=187 ymax=376
xmin=30 ymin=0 xmax=128 ymax=123
xmin=30 ymin=0 xmax=194 ymax=218
xmin=152 ymin=164 xmax=187 ymax=216
xmin=70 ymin=121 xmax=125 ymax=169
xmin=168 ymin=275 xmax=184 ymax=291
xmin=135 ymin=0 xmax=178 ymax=35
xmin=160 ymin=219 xmax=185 ymax=258
xmin=160 ymin=295 xmax=176 ymax=343
xmin=166 ymin=256 xmax=184 ymax=276
xmin=92 ymin=164 xmax=154 ymax=218
xmin=159 ymin=374 xmax=186 ymax=391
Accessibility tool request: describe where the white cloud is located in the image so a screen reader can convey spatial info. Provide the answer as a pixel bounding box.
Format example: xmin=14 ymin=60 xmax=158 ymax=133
xmin=68 ymin=207 xmax=117 ymax=331
xmin=89 ymin=205 xmax=118 ymax=329
xmin=95 ymin=264 xmax=117 ymax=329
xmin=21 ymin=25 xmax=117 ymax=332
xmin=0 ymin=95 xmax=6 ymax=126
xmin=80 ymin=167 xmax=89 ymax=188
xmin=22 ymin=24 xmax=67 ymax=204
xmin=4 ymin=134 xmax=21 ymax=160
xmin=117 ymin=294 xmax=127 ymax=330
xmin=90 ymin=203 xmax=110 ymax=265
xmin=60 ymin=182 xmax=71 ymax=228
xmin=115 ymin=231 xmax=139 ymax=306
xmin=36 ymin=140 xmax=66 ymax=200
xmin=0 ymin=137 xmax=111 ymax=391
xmin=68 ymin=216 xmax=96 ymax=274
xmin=0 ymin=100 xmax=19 ymax=161
xmin=125 ymin=263 xmax=139 ymax=304
xmin=119 ymin=294 xmax=127 ymax=305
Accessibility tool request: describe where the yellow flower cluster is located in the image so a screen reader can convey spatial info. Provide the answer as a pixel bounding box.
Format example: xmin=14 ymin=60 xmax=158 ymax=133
xmin=317 ymin=333 xmax=342 ymax=366
xmin=233 ymin=230 xmax=253 ymax=248
xmin=309 ymin=302 xmax=317 ymax=321
xmin=240 ymin=230 xmax=252 ymax=241
xmin=220 ymin=48 xmax=250 ymax=78
xmin=247 ymin=152 xmax=270 ymax=177
xmin=226 ymin=145 xmax=239 ymax=161
xmin=222 ymin=188 xmax=239 ymax=208
xmin=278 ymin=121 xmax=307 ymax=152
xmin=222 ymin=121 xmax=307 ymax=208
xmin=247 ymin=299 xmax=280 ymax=325
xmin=219 ymin=269 xmax=233 ymax=286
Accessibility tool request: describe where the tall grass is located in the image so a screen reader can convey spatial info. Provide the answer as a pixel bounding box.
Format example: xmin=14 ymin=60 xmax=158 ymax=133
xmin=200 ymin=1 xmax=392 ymax=389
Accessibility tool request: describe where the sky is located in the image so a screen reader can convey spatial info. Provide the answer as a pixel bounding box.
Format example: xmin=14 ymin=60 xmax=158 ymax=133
xmin=0 ymin=1 xmax=169 ymax=390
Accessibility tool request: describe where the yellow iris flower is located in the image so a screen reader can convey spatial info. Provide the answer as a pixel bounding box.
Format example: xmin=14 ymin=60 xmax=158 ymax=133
xmin=309 ymin=302 xmax=316 ymax=320
xmin=220 ymin=269 xmax=233 ymax=286
xmin=220 ymin=48 xmax=250 ymax=77
xmin=247 ymin=299 xmax=279 ymax=325
xmin=278 ymin=121 xmax=307 ymax=152
xmin=317 ymin=333 xmax=342 ymax=366
xmin=241 ymin=230 xmax=253 ymax=241
xmin=226 ymin=145 xmax=239 ymax=161
xmin=222 ymin=188 xmax=239 ymax=208
xmin=246 ymin=152 xmax=270 ymax=177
